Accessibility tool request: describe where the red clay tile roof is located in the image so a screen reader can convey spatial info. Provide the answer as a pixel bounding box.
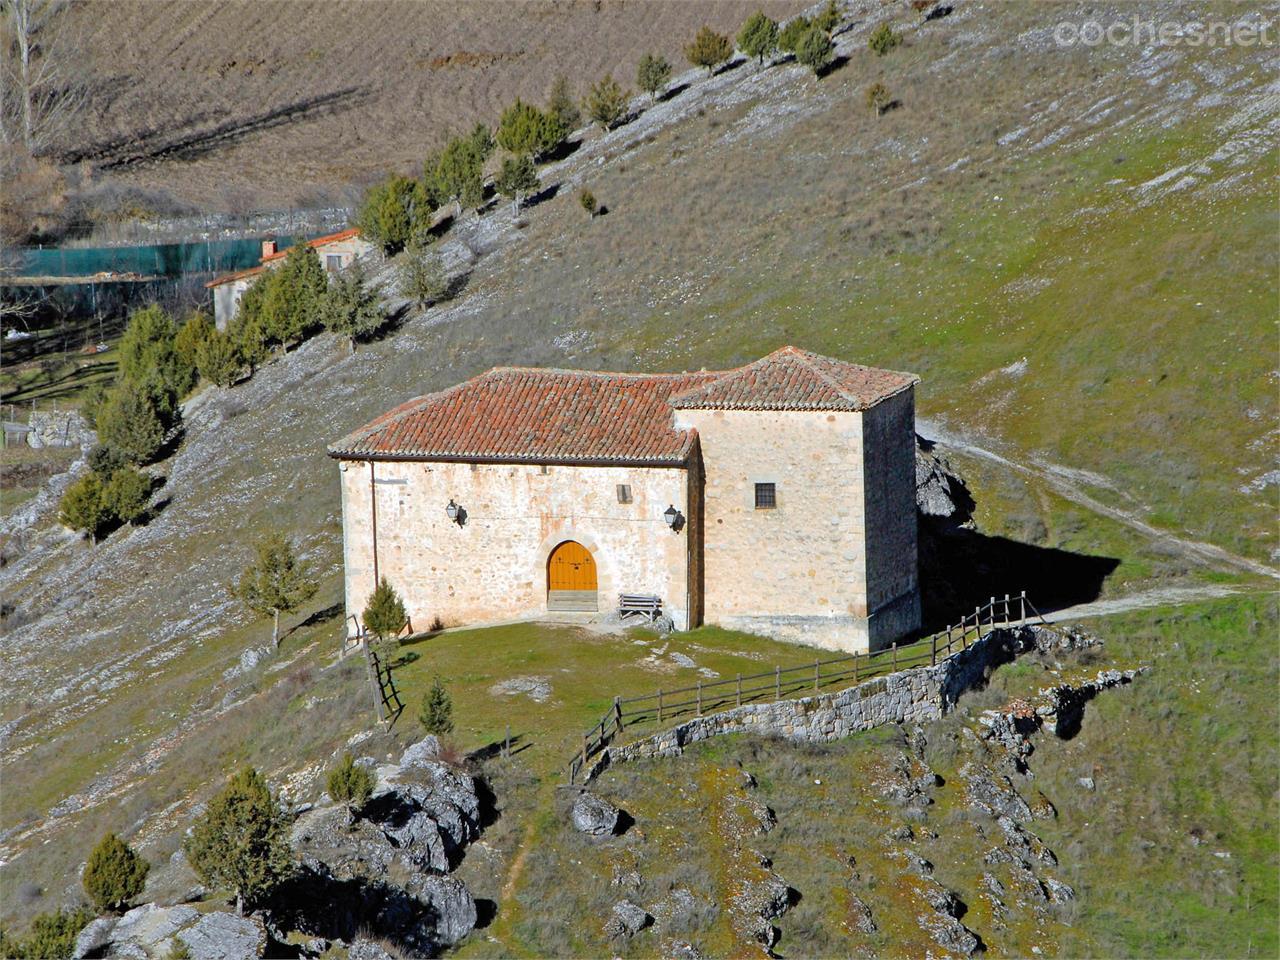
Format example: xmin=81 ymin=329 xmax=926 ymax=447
xmin=330 ymin=368 xmax=722 ymax=464
xmin=668 ymin=346 xmax=918 ymax=411
xmin=204 ymin=265 xmax=263 ymax=288
xmin=329 ymin=347 xmax=918 ymax=464
xmin=260 ymin=227 xmax=362 ymax=264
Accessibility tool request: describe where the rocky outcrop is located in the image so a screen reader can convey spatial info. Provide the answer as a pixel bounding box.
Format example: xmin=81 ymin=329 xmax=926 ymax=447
xmin=604 ymin=900 xmax=651 ymax=939
xmin=571 ymin=791 xmax=620 ymax=836
xmin=915 ymin=444 xmax=970 ymax=520
xmin=71 ymin=904 xmax=267 ymax=960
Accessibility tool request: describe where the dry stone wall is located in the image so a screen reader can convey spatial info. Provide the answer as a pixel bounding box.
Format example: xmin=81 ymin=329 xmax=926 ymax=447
xmin=595 ymin=624 xmax=1099 ymax=776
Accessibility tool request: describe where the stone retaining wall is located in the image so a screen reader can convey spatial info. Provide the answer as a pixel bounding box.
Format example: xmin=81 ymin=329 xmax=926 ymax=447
xmin=26 ymin=410 xmax=95 ymax=449
xmin=591 ymin=623 xmax=1098 ymax=778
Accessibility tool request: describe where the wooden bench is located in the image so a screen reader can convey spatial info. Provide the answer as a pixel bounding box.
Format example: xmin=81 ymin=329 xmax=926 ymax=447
xmin=618 ymin=593 xmax=663 ymax=623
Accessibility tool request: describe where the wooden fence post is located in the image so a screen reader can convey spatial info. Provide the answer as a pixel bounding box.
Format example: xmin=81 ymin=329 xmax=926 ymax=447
xmin=814 ymin=659 xmax=820 ymax=692
xmin=1021 ymin=591 xmax=1026 ymax=622
xmin=931 ymin=631 xmax=936 ymax=666
xmin=1004 ymin=593 xmax=1011 ymax=623
xmin=696 ymin=680 xmax=703 ymax=717
xmin=892 ymin=642 xmax=897 ymax=672
xmin=504 ymin=724 xmax=511 ymax=759
xmin=853 ymin=652 xmax=859 ymax=683
xmin=657 ymin=688 xmax=664 ymax=724
xmin=775 ymin=665 xmax=781 ymax=701
xmin=736 ymin=673 xmax=742 ymax=707
xmin=582 ymin=733 xmax=588 ymax=770
xmin=614 ymin=696 xmax=623 ymax=733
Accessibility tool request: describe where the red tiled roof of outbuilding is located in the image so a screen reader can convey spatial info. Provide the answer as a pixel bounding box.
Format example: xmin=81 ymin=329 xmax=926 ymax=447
xmin=328 ymin=347 xmax=918 ymax=464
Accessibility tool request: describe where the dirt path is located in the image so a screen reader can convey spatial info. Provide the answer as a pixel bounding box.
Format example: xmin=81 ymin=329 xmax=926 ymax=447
xmin=918 ymin=418 xmax=1279 ymax=581
xmin=1036 ymin=584 xmax=1251 ymax=623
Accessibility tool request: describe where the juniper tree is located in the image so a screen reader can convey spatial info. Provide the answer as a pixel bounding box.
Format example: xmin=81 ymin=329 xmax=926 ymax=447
xmin=429 ymin=127 xmax=495 ymax=215
xmin=102 ymin=466 xmax=151 ymax=526
xmin=229 ymin=288 xmax=271 ymax=375
xmin=868 ymin=22 xmax=901 ymax=55
xmin=319 ymin=261 xmax=383 ymax=353
xmin=83 ymin=832 xmax=149 ymax=913
xmin=546 ymin=75 xmax=580 ymax=132
xmin=195 ymin=328 xmax=241 ymax=387
xmin=59 ymin=471 xmax=107 ymax=543
xmin=261 ymin=245 xmax=327 ymax=347
xmin=737 ymin=11 xmax=779 ymax=64
xmin=814 ymin=0 xmax=842 ymax=33
xmin=796 ymin=25 xmax=835 ymax=76
xmin=118 ymin=304 xmax=195 ymax=402
xmin=636 ymin=53 xmax=672 ymax=102
xmin=685 ymin=25 xmax=733 ymax=73
xmin=419 ymin=676 xmax=454 ymax=735
xmin=356 ymin=173 xmax=433 ymax=254
xmin=866 ymin=81 xmax=892 ymax=115
xmin=578 ymin=188 xmax=598 ymax=218
xmin=495 ymin=100 xmax=564 ymax=160
xmin=496 ymin=154 xmax=539 ymax=218
xmin=88 ymin=443 xmax=128 ymax=478
xmin=183 ymin=767 xmax=293 ymax=916
xmin=778 ymin=15 xmax=811 ymax=53
xmin=362 ymin=575 xmax=407 ymax=644
xmin=326 ymin=753 xmax=373 ymax=814
xmin=96 ymin=381 xmax=166 ymax=465
xmin=231 ymin=530 xmax=318 ymax=646
xmin=396 ymin=240 xmax=449 ymax=310
xmin=586 ymin=74 xmax=629 ymax=131
xmin=173 ymin=311 xmax=213 ymax=377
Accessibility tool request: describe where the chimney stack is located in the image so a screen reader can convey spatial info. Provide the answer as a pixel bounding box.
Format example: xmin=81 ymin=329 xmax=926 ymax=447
xmin=261 ymin=238 xmax=278 ymax=260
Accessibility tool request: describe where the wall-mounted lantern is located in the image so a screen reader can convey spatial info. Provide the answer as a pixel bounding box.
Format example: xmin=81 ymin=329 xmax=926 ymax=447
xmin=446 ymin=499 xmax=464 ymax=525
xmin=663 ymin=504 xmax=684 ymax=531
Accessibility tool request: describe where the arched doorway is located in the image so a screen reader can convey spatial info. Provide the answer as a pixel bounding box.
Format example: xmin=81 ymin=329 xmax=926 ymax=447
xmin=547 ymin=540 xmax=598 ymax=611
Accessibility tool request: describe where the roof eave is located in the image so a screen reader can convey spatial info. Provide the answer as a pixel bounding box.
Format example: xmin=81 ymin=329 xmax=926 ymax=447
xmin=326 ymin=449 xmax=692 ymax=469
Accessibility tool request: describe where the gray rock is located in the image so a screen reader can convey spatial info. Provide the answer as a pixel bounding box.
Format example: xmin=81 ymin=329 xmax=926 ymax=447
xmin=400 ymin=736 xmax=442 ymax=767
xmin=177 ymin=912 xmax=267 ymax=960
xmin=111 ymin=903 xmax=200 ymax=948
xmin=663 ymin=940 xmax=705 ymax=960
xmin=407 ymin=873 xmax=477 ymax=949
xmin=1077 ymin=776 xmax=1095 ymax=790
xmin=604 ymin=899 xmax=651 ymax=939
xmin=571 ymin=791 xmax=620 ymax=835
xmin=916 ymin=448 xmax=962 ymax=517
xmin=1044 ymin=877 xmax=1075 ymax=902
xmin=919 ymin=911 xmax=981 ymax=956
xmin=72 ymin=916 xmax=118 ymax=959
xmin=846 ymin=892 xmax=876 ymax=934
xmin=348 ymin=939 xmax=398 ymax=960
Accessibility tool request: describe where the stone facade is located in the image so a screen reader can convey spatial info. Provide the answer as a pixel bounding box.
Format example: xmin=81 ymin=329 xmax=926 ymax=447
xmin=674 ymin=392 xmax=919 ymax=652
xmin=340 ymin=459 xmax=692 ymax=632
xmin=332 ymin=348 xmax=921 ymax=653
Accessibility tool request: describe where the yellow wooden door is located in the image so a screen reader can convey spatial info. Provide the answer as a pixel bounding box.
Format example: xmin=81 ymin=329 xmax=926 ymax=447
xmin=548 ymin=541 xmax=597 ymax=591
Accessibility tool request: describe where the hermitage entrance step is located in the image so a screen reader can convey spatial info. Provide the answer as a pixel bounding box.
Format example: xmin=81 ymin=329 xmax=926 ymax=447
xmin=547 ymin=540 xmax=598 ymax=611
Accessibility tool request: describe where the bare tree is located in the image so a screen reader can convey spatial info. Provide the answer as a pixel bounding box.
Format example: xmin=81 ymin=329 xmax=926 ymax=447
xmin=1 ymin=0 xmax=85 ymax=154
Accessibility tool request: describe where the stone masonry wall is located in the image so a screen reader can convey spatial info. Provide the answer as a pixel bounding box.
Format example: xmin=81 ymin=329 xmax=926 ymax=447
xmin=674 ymin=407 xmax=871 ymax=652
xmin=596 ymin=625 xmax=1098 ymax=776
xmin=339 ymin=459 xmax=691 ymax=633
xmin=861 ymin=389 xmax=921 ymax=647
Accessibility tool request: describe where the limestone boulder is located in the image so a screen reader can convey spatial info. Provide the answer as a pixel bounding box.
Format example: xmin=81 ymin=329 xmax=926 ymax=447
xmin=571 ymin=791 xmax=620 ymax=835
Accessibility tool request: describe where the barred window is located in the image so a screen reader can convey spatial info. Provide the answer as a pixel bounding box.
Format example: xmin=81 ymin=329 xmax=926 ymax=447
xmin=754 ymin=482 xmax=776 ymax=509
xmin=616 ymin=484 xmax=633 ymax=504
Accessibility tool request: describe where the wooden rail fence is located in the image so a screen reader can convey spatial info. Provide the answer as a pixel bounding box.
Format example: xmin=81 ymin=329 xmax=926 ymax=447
xmin=566 ymin=591 xmax=1048 ymax=783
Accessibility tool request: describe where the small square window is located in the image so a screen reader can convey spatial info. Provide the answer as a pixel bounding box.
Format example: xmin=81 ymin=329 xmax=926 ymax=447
xmin=540 ymin=464 xmax=549 ymax=475
xmin=616 ymin=484 xmax=632 ymax=504
xmin=754 ymin=482 xmax=776 ymax=510
xmin=326 ymin=254 xmax=343 ymax=272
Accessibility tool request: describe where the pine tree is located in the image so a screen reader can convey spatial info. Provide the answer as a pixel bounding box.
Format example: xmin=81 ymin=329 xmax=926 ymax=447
xmin=102 ymin=466 xmax=151 ymax=526
xmin=866 ymin=81 xmax=892 ymax=115
xmin=778 ymin=15 xmax=811 ymax=53
xmin=418 ymin=676 xmax=454 ymax=735
xmin=737 ymin=11 xmax=779 ymax=64
xmin=685 ymin=25 xmax=733 ymax=73
xmin=229 ymin=286 xmax=271 ymax=375
xmin=83 ymin=832 xmax=150 ymax=913
xmin=118 ymin=304 xmax=195 ymax=402
xmin=362 ymin=576 xmax=407 ymax=643
xmin=579 ymin=188 xmax=598 ymax=218
xmin=586 ymin=75 xmax=629 ymax=131
xmin=231 ymin=531 xmax=318 ymax=646
xmin=396 ymin=240 xmax=449 ymax=310
xmin=797 ymin=25 xmax=835 ymax=75
xmin=262 ymin=246 xmax=327 ymax=347
xmin=59 ymin=472 xmax=107 ymax=543
xmin=326 ymin=753 xmax=373 ymax=813
xmin=546 ymin=75 xmax=580 ymax=132
xmin=196 ymin=329 xmax=242 ymax=387
xmin=429 ymin=130 xmax=495 ymax=215
xmin=319 ymin=262 xmax=383 ymax=353
xmin=183 ymin=767 xmax=293 ymax=916
xmin=96 ymin=381 xmax=167 ymax=465
xmin=496 ymin=154 xmax=539 ymax=217
xmin=636 ymin=53 xmax=672 ymax=102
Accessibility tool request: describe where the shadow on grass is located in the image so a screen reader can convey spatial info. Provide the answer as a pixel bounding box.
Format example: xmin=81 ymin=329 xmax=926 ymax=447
xmin=816 ymin=54 xmax=850 ymax=80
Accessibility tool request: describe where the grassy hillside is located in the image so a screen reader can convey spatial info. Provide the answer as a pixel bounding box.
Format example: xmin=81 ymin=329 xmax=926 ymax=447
xmin=1 ymin=0 xmax=1276 ymax=947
